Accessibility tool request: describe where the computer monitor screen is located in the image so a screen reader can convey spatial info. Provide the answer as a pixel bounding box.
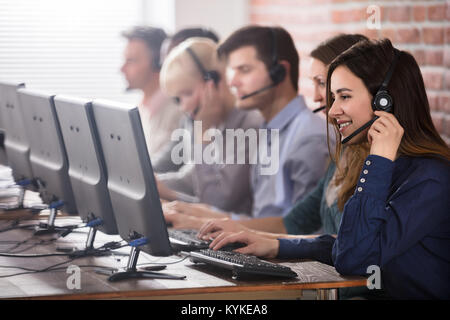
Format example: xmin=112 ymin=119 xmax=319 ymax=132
xmin=91 ymin=99 xmax=172 ymax=256
xmin=54 ymin=95 xmax=118 ymax=234
xmin=0 ymin=81 xmax=34 ymax=182
xmin=17 ymin=88 xmax=77 ymax=214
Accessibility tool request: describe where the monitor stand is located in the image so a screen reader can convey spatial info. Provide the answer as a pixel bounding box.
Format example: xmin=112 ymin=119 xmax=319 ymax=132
xmin=57 ymin=219 xmax=125 ymax=258
xmin=34 ymin=200 xmax=76 ymax=235
xmin=107 ymin=246 xmax=186 ymax=282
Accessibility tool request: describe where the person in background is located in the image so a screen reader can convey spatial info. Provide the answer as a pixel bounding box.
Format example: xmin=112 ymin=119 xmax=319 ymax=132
xmin=152 ymin=26 xmax=221 ymax=174
xmin=208 ymin=38 xmax=450 ymax=300
xmin=121 ymin=26 xmax=183 ymax=156
xmin=163 ymin=25 xmax=330 ymax=227
xmin=156 ymin=38 xmax=262 ymax=214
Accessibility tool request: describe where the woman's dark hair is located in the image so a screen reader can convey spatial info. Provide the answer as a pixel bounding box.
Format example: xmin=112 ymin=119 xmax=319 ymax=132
xmin=217 ymin=25 xmax=299 ymax=91
xmin=325 ymin=38 xmax=450 ymax=210
xmin=310 ymin=34 xmax=368 ymax=65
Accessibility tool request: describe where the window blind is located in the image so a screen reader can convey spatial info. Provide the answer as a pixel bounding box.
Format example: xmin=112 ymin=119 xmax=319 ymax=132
xmin=0 ymin=0 xmax=144 ymax=104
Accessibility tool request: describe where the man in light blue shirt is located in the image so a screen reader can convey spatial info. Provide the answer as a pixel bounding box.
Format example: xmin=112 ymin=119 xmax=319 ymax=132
xmin=250 ymin=95 xmax=329 ymax=218
xmin=163 ymin=25 xmax=331 ymax=227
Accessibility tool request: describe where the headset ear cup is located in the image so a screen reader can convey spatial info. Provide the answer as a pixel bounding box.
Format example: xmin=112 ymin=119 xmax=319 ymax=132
xmin=269 ymin=63 xmax=286 ymax=85
xmin=204 ymin=71 xmax=221 ymax=86
xmin=372 ymin=90 xmax=393 ymax=113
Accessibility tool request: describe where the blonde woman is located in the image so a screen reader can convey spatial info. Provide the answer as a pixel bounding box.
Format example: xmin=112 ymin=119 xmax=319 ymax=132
xmin=156 ymin=38 xmax=262 ymax=215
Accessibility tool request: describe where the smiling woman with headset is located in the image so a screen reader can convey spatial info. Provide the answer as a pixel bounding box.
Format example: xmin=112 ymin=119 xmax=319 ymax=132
xmin=327 ymin=38 xmax=450 ymax=299
xmin=207 ymin=38 xmax=450 ymax=299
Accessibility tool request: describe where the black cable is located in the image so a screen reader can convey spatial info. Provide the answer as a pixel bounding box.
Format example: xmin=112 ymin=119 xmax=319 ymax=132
xmin=0 ymin=258 xmax=117 ymax=279
xmin=6 ymin=237 xmax=60 ymax=254
xmin=0 ymin=252 xmax=70 ymax=258
xmin=3 ymin=234 xmax=35 ymax=253
xmin=0 ymin=248 xmax=186 ymax=279
xmin=0 ymin=258 xmax=80 ymax=279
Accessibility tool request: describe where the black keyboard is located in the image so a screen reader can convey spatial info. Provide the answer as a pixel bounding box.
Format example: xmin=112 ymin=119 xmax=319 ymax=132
xmin=190 ymin=249 xmax=298 ymax=280
xmin=168 ymin=229 xmax=210 ymax=252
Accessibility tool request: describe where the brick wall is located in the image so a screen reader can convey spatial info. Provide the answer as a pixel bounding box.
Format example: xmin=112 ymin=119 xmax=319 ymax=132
xmin=250 ymin=0 xmax=450 ymax=144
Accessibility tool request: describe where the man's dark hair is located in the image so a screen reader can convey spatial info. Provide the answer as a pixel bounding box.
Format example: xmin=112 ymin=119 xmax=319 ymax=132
xmin=218 ymin=25 xmax=299 ymax=91
xmin=122 ymin=26 xmax=167 ymax=70
xmin=160 ymin=27 xmax=220 ymax=64
xmin=170 ymin=27 xmax=219 ymax=49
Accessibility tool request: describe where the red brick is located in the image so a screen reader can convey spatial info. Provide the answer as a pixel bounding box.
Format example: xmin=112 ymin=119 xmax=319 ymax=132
xmin=428 ymin=93 xmax=440 ymax=112
xmin=413 ymin=5 xmax=426 ymax=22
xmin=438 ymin=94 xmax=450 ymax=113
xmin=396 ymin=28 xmax=420 ymax=44
xmin=446 ymin=71 xmax=450 ymax=90
xmin=446 ymin=27 xmax=450 ymax=44
xmin=357 ymin=28 xmax=378 ymax=40
xmin=428 ymin=4 xmax=446 ymax=21
xmin=332 ymin=9 xmax=364 ymax=23
xmin=447 ymin=1 xmax=450 ymax=20
xmin=423 ymin=70 xmax=443 ymax=90
xmin=432 ymin=113 xmax=443 ymax=133
xmin=444 ymin=49 xmax=450 ymax=67
xmin=425 ymin=50 xmax=444 ymax=66
xmin=423 ymin=27 xmax=445 ymax=45
xmin=381 ymin=28 xmax=397 ymax=42
xmin=387 ymin=6 xmax=411 ymax=22
xmin=413 ymin=50 xmax=426 ymax=66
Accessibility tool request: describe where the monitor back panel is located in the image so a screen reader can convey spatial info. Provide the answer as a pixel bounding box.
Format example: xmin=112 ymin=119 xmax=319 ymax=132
xmin=17 ymin=88 xmax=77 ymax=214
xmin=0 ymin=81 xmax=34 ymax=181
xmin=92 ymin=99 xmax=171 ymax=256
xmin=54 ymin=95 xmax=118 ymax=234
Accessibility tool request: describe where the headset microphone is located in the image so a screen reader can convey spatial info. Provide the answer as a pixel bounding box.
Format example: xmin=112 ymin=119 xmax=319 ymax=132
xmin=341 ymin=49 xmax=400 ymax=144
xmin=240 ymin=83 xmax=276 ymax=100
xmin=313 ymin=105 xmax=326 ymax=113
xmin=341 ymin=116 xmax=378 ymax=144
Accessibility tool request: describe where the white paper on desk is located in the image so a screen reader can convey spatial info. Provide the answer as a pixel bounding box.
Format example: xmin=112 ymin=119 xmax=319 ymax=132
xmin=0 ymin=165 xmax=13 ymax=180
xmin=0 ymin=188 xmax=21 ymax=198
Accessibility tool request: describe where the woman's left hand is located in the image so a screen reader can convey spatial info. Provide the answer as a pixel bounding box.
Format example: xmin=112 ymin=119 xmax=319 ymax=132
xmin=368 ymin=111 xmax=404 ymax=161
xmin=209 ymin=230 xmax=280 ymax=259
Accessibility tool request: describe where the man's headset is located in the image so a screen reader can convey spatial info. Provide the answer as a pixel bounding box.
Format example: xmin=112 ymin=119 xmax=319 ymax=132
xmin=341 ymin=49 xmax=400 ymax=144
xmin=240 ymin=27 xmax=287 ymax=100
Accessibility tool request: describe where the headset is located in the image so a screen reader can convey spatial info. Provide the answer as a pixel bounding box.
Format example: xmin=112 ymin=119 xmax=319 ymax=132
xmin=186 ymin=47 xmax=221 ymax=86
xmin=371 ymin=49 xmax=400 ymax=113
xmin=182 ymin=47 xmax=221 ymax=118
xmin=240 ymin=27 xmax=287 ymax=100
xmin=341 ymin=49 xmax=400 ymax=144
xmin=268 ymin=27 xmax=287 ymax=86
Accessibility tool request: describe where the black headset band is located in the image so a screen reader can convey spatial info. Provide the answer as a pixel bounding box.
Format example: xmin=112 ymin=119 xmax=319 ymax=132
xmin=380 ymin=49 xmax=401 ymax=90
xmin=186 ymin=47 xmax=208 ymax=77
xmin=270 ymin=27 xmax=278 ymax=66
